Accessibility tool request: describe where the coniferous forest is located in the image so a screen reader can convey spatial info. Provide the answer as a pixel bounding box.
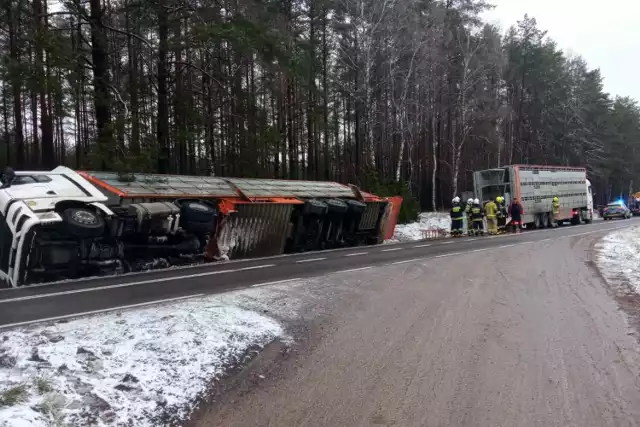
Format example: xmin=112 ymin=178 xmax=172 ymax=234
xmin=1 ymin=0 xmax=638 ymax=211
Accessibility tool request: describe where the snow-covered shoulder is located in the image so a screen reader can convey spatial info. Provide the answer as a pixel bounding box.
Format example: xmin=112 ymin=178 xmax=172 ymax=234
xmin=387 ymin=212 xmax=450 ymax=243
xmin=0 ymin=291 xmax=286 ymax=427
xmin=597 ymin=225 xmax=640 ymax=294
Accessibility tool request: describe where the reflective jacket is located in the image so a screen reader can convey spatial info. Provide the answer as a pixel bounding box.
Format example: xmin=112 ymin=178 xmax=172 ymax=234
xmin=471 ymin=204 xmax=484 ymax=221
xmin=484 ymin=201 xmax=497 ymax=219
xmin=552 ymin=199 xmax=560 ymax=214
xmin=450 ymin=203 xmax=463 ymax=220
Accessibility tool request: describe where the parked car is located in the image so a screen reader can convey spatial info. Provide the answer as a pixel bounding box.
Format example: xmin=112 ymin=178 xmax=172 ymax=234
xmin=602 ymin=201 xmax=631 ymax=220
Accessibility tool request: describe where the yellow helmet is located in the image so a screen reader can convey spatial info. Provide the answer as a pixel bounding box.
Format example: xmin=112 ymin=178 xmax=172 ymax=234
xmin=553 ymin=196 xmax=558 ymax=202
xmin=496 ymin=196 xmax=503 ymax=203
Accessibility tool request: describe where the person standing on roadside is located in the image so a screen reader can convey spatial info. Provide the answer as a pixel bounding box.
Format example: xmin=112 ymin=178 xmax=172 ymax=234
xmin=484 ymin=197 xmax=498 ymax=235
xmin=509 ymin=198 xmax=524 ymax=233
xmin=465 ymin=198 xmax=474 ymax=235
xmin=450 ymin=197 xmax=464 ymax=236
xmin=471 ymin=198 xmax=485 ymax=236
xmin=551 ymin=196 xmax=560 ymax=227
xmin=496 ymin=196 xmax=508 ymax=234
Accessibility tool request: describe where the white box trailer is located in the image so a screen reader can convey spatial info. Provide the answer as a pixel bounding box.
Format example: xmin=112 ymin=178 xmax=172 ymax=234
xmin=473 ymin=165 xmax=594 ymax=228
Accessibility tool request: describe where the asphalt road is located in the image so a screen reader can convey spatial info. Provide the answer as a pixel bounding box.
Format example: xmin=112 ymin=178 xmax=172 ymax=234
xmin=197 ymin=218 xmax=640 ymax=427
xmin=0 ymin=218 xmax=636 ymax=328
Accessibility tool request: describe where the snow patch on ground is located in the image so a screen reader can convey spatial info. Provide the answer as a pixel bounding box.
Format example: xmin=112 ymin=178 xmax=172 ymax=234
xmin=597 ymin=225 xmax=640 ymax=294
xmin=388 ymin=212 xmax=450 ymax=243
xmin=0 ymin=289 xmax=288 ymax=427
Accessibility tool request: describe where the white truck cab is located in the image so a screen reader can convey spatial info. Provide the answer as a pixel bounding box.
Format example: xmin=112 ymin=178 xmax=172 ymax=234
xmin=0 ymin=167 xmax=115 ymax=287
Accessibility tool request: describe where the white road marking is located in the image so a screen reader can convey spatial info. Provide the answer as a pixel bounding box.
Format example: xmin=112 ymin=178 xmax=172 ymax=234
xmin=346 ymin=252 xmax=368 ymax=257
xmin=413 ymin=244 xmax=431 ymax=248
xmin=0 ymin=294 xmax=205 ymax=330
xmin=392 ymin=258 xmax=426 ymax=265
xmin=333 ymin=266 xmax=372 ymax=274
xmin=381 ymin=248 xmax=403 ymax=252
xmin=250 ymin=278 xmax=301 ymax=288
xmin=440 ymin=241 xmax=454 ymax=245
xmin=434 ymin=251 xmax=464 ymax=258
xmin=497 ymin=244 xmax=516 ymax=249
xmin=295 ymin=257 xmax=327 ymax=263
xmin=0 ymin=264 xmax=276 ymax=304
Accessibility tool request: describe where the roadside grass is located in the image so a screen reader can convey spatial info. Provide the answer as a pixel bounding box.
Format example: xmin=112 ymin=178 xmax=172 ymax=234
xmin=0 ymin=383 xmax=29 ymax=407
xmin=33 ymin=375 xmax=54 ymax=394
xmin=1 ymin=377 xmax=69 ymax=426
xmin=35 ymin=392 xmax=66 ymax=427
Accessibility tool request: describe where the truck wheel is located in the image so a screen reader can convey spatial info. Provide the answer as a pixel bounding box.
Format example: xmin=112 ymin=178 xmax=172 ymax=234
xmin=542 ymin=213 xmax=551 ymax=228
xmin=62 ymin=207 xmax=105 ymax=238
xmin=180 ymin=201 xmax=216 ymax=223
xmin=534 ymin=215 xmax=542 ymax=229
xmin=303 ymin=199 xmax=329 ymax=216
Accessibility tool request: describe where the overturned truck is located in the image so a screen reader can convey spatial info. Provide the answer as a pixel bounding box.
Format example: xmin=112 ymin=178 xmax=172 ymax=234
xmin=0 ymin=167 xmax=401 ymax=287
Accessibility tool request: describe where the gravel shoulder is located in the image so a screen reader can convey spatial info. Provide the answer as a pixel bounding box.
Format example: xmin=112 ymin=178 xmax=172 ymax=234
xmin=196 ymin=232 xmax=640 ymax=427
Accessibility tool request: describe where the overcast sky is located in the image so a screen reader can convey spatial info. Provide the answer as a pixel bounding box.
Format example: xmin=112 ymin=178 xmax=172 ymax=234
xmin=482 ymin=0 xmax=639 ymax=102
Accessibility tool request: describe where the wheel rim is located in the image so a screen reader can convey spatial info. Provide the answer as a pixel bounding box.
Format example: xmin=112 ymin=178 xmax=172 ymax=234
xmin=73 ymin=210 xmax=98 ymax=225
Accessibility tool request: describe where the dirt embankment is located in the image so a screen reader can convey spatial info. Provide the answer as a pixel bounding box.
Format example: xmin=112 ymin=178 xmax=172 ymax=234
xmin=194 ymin=233 xmax=640 ymax=427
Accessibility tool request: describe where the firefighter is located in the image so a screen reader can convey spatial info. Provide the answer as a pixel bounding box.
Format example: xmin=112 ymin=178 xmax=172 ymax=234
xmin=465 ymin=198 xmax=474 ymax=235
xmin=484 ymin=197 xmax=498 ymax=235
xmin=551 ymin=196 xmax=560 ymax=227
xmin=471 ymin=198 xmax=485 ymax=236
xmin=508 ymin=198 xmax=524 ymax=233
xmin=450 ymin=196 xmax=464 ymax=236
xmin=496 ymin=196 xmax=508 ymax=234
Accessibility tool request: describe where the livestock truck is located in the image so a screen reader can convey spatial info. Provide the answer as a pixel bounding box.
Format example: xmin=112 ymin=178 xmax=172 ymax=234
xmin=473 ymin=165 xmax=593 ymax=228
xmin=0 ymin=166 xmax=399 ymax=288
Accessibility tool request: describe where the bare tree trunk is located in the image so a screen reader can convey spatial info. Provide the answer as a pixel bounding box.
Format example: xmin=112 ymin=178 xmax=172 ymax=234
xmin=89 ymin=0 xmax=113 ymax=169
xmin=156 ymin=1 xmax=170 ymax=173
xmin=7 ymin=1 xmax=25 ymax=168
xmin=431 ymin=109 xmax=438 ymax=211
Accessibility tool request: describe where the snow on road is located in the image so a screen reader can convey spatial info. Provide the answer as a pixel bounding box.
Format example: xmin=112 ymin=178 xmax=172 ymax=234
xmin=597 ymin=225 xmax=640 ymax=294
xmin=0 ymin=289 xmax=289 ymax=427
xmin=388 ymin=212 xmax=450 ymax=243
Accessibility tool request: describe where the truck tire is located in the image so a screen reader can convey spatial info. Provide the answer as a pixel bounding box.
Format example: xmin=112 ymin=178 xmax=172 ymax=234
xmin=62 ymin=207 xmax=105 ymax=238
xmin=180 ymin=201 xmax=216 ymax=223
xmin=325 ymin=199 xmax=348 ymax=215
xmin=179 ymin=201 xmax=217 ymax=234
xmin=345 ymin=200 xmax=367 ymax=215
xmin=542 ymin=213 xmax=551 ymax=228
xmin=534 ymin=215 xmax=542 ymax=229
xmin=303 ymin=199 xmax=329 ymax=216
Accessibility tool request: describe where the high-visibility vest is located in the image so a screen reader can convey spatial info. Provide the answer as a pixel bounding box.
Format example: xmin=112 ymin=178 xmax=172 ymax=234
xmin=552 ymin=200 xmax=560 ymax=214
xmin=471 ymin=206 xmax=484 ymax=221
xmin=450 ymin=205 xmax=463 ymax=220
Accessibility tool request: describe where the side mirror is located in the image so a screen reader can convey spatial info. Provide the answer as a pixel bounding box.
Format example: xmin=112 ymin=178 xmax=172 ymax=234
xmin=0 ymin=167 xmax=15 ymax=189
